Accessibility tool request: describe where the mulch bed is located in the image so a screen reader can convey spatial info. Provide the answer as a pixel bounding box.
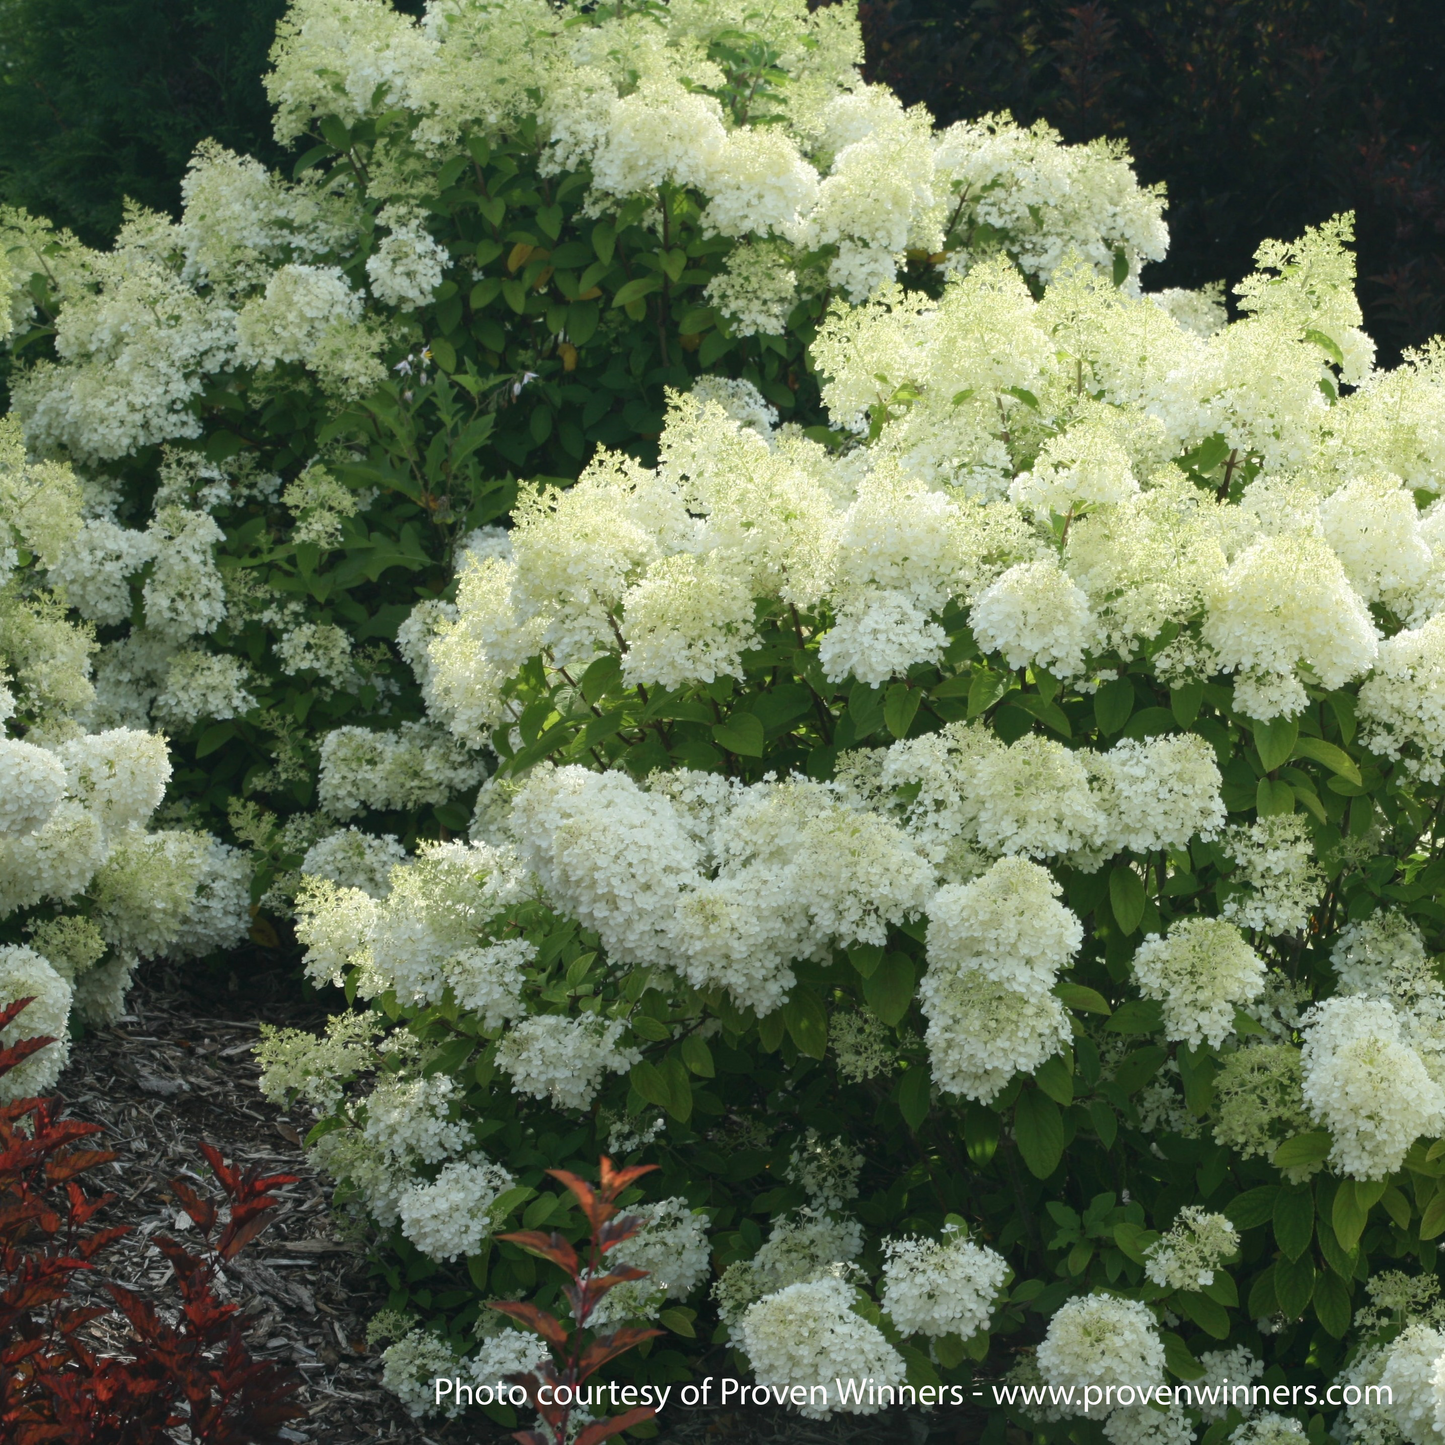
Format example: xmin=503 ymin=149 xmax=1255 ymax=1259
xmin=53 ymin=962 xmax=991 ymax=1445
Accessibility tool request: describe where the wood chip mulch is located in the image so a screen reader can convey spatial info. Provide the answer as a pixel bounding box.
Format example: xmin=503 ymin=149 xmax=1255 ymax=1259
xmin=53 ymin=962 xmax=991 ymax=1445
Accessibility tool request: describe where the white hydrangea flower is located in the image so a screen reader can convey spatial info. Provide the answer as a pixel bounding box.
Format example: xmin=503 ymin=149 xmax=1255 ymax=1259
xmin=234 ymin=262 xmax=367 ymax=369
xmin=0 ymin=800 xmax=108 ymax=916
xmin=687 ymin=377 xmax=777 ymax=437
xmin=47 ymin=516 xmax=157 ymax=625
xmin=364 ymin=1072 xmax=470 ymax=1166
xmin=587 ymin=75 xmax=727 ymax=201
xmin=1152 ymin=284 xmax=1227 ymax=337
xmin=971 ymin=557 xmax=1097 ymax=680
xmin=397 ymin=1157 xmax=516 ymax=1262
xmin=1131 ymin=918 xmax=1267 ymax=1049
xmin=273 ymin=621 xmax=358 ymax=688
xmin=0 ymin=737 xmax=69 ymax=837
xmin=468 ymin=1326 xmax=547 ymax=1394
xmin=880 ymin=1226 xmax=1007 ymax=1339
xmin=141 ymin=507 xmax=228 ymax=639
xmin=1222 ymin=814 xmax=1323 ymax=935
xmin=1319 ymin=472 xmax=1431 ymax=605
xmin=927 ymin=857 xmax=1081 ymax=998
xmin=72 ymin=952 xmax=140 ymax=1028
xmin=366 ymin=205 xmax=449 ymax=309
xmin=735 ymin=1277 xmax=907 ymax=1420
xmin=1104 ymin=1403 xmax=1195 ymax=1445
xmin=1332 ymin=911 xmax=1430 ymax=996
xmin=158 ymin=835 xmax=251 ymax=961
xmin=1011 ymin=419 xmax=1139 ymax=518
xmin=591 ymin=1197 xmax=711 ymax=1327
xmin=1203 ymin=532 xmax=1377 ymax=721
xmin=830 ymin=1011 xmax=898 ymax=1083
xmin=621 ymin=549 xmax=758 ymax=690
xmin=256 ymin=1010 xmax=380 ymax=1115
xmin=969 ymin=734 xmax=1107 ymax=860
xmin=301 ymin=827 xmax=408 ymax=899
xmin=53 ymin=728 xmax=170 ymax=834
xmin=1427 ymin=1340 xmax=1445 ymax=1444
xmin=704 ymin=240 xmax=800 ymax=337
xmin=380 ymin=1329 xmax=466 ymax=1420
xmin=818 ymin=588 xmax=946 ymax=687
xmin=294 ymin=876 xmax=378 ymax=988
xmin=318 ymin=722 xmax=486 ymax=818
xmin=1359 ymin=613 xmax=1445 ymax=782
xmin=785 ymin=1132 xmax=863 ymax=1211
xmin=0 ymin=944 xmax=72 ymax=1099
xmin=89 ymin=828 xmax=222 ymax=957
xmin=494 ymin=1013 xmax=640 ymax=1111
xmin=715 ymin=1210 xmax=865 ymax=1326
xmin=442 ymin=939 xmax=533 ymax=1029
xmin=1037 ymin=1295 xmax=1166 ymax=1418
xmin=920 ymin=963 xmax=1072 ymax=1103
xmin=1095 ymin=733 xmax=1226 ymax=854
xmin=1301 ymin=996 xmax=1445 ymax=1180
xmin=310 ymin=1124 xmax=413 ymax=1227
xmin=1336 ymin=1345 xmax=1396 ymax=1445
xmin=1380 ymin=1324 xmax=1445 ymax=1445
xmin=509 ymin=765 xmax=700 ymax=970
xmin=151 ymin=650 xmax=256 ymax=726
xmin=1196 ymin=1345 xmax=1263 ymax=1422
xmin=1144 ymin=1206 xmax=1239 ymax=1290
xmin=1229 ymin=1417 xmax=1307 ymax=1445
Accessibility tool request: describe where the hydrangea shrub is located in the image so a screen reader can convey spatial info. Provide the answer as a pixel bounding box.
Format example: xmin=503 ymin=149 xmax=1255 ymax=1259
xmin=0 ymin=423 xmax=249 ymax=1060
xmin=258 ymin=210 xmax=1445 ymax=1442
xmin=0 ymin=0 xmax=1167 ymax=901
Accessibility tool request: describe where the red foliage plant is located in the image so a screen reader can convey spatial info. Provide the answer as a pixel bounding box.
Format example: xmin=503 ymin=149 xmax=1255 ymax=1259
xmin=0 ymin=995 xmax=308 ymax=1444
xmin=490 ymin=1158 xmax=666 ymax=1445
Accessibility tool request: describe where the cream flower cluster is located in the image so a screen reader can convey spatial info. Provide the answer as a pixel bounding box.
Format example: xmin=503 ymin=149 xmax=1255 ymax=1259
xmin=0 ymin=427 xmax=248 ymax=1036
xmin=396 ymin=1157 xmax=516 ymax=1262
xmin=317 ymin=721 xmax=488 ymax=819
xmin=1037 ymin=1295 xmax=1167 ymax=1418
xmin=713 ymin=1211 xmax=864 ymax=1326
xmin=1131 ymin=918 xmax=1267 ymax=1049
xmin=1301 ymin=996 xmax=1445 ymax=1180
xmin=735 ymin=1277 xmax=906 ymax=1420
xmin=494 ymin=1013 xmax=640 ymax=1111
xmin=591 ymin=1197 xmax=711 ymax=1327
xmin=1143 ymin=1206 xmax=1240 ymax=1291
xmin=919 ymin=857 xmax=1077 ymax=1102
xmin=502 ymin=764 xmax=933 ymax=1016
xmin=879 ymin=1226 xmax=1008 ymax=1339
xmin=422 ymin=230 xmax=1426 ymax=766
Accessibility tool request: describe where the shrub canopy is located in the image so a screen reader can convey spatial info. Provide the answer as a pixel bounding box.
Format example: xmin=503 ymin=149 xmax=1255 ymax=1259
xmin=264 ymin=207 xmax=1445 ymax=1443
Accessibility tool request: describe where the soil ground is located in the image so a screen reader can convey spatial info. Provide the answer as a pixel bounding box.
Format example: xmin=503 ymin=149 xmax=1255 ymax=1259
xmin=54 ymin=961 xmax=994 ymax=1445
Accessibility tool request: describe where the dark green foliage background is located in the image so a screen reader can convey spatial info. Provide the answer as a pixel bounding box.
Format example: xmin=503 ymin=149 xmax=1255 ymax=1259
xmin=857 ymin=0 xmax=1445 ymax=361
xmin=0 ymin=0 xmax=289 ymax=243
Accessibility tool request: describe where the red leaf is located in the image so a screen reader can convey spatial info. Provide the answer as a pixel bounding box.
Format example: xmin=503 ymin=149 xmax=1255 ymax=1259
xmin=216 ymin=1206 xmax=278 ymax=1260
xmin=596 ymin=1215 xmax=647 ymax=1253
xmin=575 ymin=1406 xmax=657 ymax=1445
xmin=494 ymin=1229 xmax=580 ymax=1275
xmin=576 ymin=1327 xmax=663 ymax=1381
xmin=546 ymin=1168 xmax=605 ymax=1230
xmin=166 ymin=1177 xmax=217 ymax=1235
xmin=489 ymin=1301 xmax=569 ymax=1347
xmin=0 ymin=1035 xmax=58 ymax=1080
xmin=76 ymin=1226 xmax=129 ymax=1261
xmin=597 ymin=1157 xmax=657 ymax=1202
